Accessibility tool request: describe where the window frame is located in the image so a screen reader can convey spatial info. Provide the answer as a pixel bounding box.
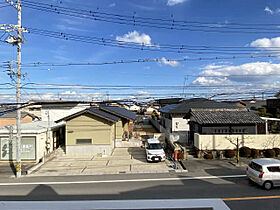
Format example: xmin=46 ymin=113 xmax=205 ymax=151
xmin=76 ymin=139 xmax=92 ymax=145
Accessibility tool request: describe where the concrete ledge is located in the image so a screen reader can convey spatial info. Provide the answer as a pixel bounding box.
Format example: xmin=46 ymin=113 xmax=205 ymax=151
xmin=27 ymin=168 xmax=188 ymax=177
xmin=26 ymin=156 xmax=56 ymax=175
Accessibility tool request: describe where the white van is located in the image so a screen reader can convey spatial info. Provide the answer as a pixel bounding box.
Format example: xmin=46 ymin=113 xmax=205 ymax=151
xmin=145 ymin=138 xmax=166 ymax=162
xmin=246 ymin=158 xmax=280 ymax=190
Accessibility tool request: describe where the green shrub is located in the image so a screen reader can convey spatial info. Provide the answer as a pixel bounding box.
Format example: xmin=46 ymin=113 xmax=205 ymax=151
xmin=251 ymin=149 xmax=259 ymax=158
xmin=264 ymin=149 xmax=276 ymax=158
xmin=239 ymin=147 xmax=251 ymax=158
xmin=204 ymin=152 xmax=213 ymax=159
xmin=225 ymin=149 xmax=235 ymax=158
xmin=273 ymin=148 xmax=280 ymax=157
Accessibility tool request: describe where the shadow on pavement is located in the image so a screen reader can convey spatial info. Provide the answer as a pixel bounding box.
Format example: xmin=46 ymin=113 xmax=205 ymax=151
xmin=127 ymin=147 xmax=147 ymax=163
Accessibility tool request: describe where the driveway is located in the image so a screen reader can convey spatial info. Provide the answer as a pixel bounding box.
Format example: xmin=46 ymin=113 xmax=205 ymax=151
xmin=30 ymin=148 xmax=173 ymax=176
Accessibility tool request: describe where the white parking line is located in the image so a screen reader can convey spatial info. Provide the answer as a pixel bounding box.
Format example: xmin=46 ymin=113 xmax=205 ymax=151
xmin=0 ymin=174 xmax=247 ymax=186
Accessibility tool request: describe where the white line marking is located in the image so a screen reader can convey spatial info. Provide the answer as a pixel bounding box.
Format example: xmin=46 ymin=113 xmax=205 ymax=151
xmin=0 ymin=174 xmax=247 ymax=186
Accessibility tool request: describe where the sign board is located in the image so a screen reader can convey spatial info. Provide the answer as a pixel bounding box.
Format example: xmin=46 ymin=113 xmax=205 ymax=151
xmin=0 ymin=137 xmax=36 ymax=160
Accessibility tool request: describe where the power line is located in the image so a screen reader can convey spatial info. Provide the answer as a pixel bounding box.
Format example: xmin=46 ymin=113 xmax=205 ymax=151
xmin=20 ymin=0 xmax=280 ymax=34
xmin=17 ymin=83 xmax=280 ymax=90
xmin=20 ymin=0 xmax=280 ymax=27
xmin=0 ymin=54 xmax=277 ymax=69
xmin=23 ymin=27 xmax=280 ymax=55
xmin=0 ymin=91 xmax=276 ymax=97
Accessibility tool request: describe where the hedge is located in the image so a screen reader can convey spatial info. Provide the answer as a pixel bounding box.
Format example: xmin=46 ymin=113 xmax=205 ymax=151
xmin=239 ymin=147 xmax=251 ymax=158
xmin=225 ymin=149 xmax=235 ymax=158
xmin=250 ymin=149 xmax=259 ymax=158
xmin=273 ymin=148 xmax=280 ymax=157
xmin=204 ymin=152 xmax=213 ymax=159
xmin=264 ymin=149 xmax=275 ymax=158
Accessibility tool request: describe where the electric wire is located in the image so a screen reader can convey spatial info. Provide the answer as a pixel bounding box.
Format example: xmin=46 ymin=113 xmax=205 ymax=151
xmin=20 ymin=0 xmax=280 ymax=34
xmin=25 ymin=28 xmax=280 ymax=55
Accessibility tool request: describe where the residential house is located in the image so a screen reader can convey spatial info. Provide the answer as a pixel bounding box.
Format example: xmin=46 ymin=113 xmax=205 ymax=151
xmin=189 ymin=109 xmax=280 ymax=152
xmin=0 ymin=121 xmax=65 ymax=162
xmin=189 ymin=108 xmax=265 ymax=138
xmin=22 ymin=100 xmax=93 ymax=122
xmin=159 ymin=98 xmax=242 ymax=145
xmin=240 ymin=100 xmax=266 ymax=111
xmin=0 ymin=111 xmax=39 ymax=127
xmin=155 ymin=98 xmax=183 ymax=108
xmin=128 ymin=104 xmax=141 ymax=113
xmin=56 ymin=106 xmax=136 ymax=156
xmin=99 ymin=105 xmax=136 ymax=140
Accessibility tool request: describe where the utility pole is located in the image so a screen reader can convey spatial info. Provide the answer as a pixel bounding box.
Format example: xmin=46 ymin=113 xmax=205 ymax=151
xmin=1 ymin=0 xmax=27 ymax=178
xmin=16 ymin=0 xmax=22 ymax=178
xmin=182 ymin=76 xmax=187 ymax=98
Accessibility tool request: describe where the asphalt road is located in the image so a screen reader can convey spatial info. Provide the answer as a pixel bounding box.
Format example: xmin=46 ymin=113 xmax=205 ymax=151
xmin=0 ymin=172 xmax=279 ymax=209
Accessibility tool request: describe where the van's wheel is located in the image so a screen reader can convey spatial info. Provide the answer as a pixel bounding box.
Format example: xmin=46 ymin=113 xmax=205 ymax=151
xmin=263 ymin=181 xmax=273 ymax=190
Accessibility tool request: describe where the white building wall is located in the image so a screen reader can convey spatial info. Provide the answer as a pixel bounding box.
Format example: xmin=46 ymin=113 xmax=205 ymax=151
xmin=129 ymin=105 xmax=140 ymax=112
xmin=172 ymin=118 xmax=189 ymax=132
xmin=194 ymin=133 xmax=280 ymax=150
xmin=41 ymin=104 xmax=90 ymax=122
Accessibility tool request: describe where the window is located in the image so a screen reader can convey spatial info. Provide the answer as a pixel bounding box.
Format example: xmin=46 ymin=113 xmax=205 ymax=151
xmin=267 ymin=166 xmax=280 ymax=172
xmin=76 ymin=139 xmax=92 ymax=144
xmin=249 ymin=162 xmax=262 ymax=172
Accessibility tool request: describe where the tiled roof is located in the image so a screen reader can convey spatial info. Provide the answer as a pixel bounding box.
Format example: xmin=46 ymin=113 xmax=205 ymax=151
xmin=99 ymin=105 xmax=136 ymax=120
xmin=88 ymin=107 xmax=120 ymax=122
xmin=240 ymin=100 xmax=266 ymax=109
xmin=0 ymin=121 xmax=65 ymax=132
xmin=190 ymin=108 xmax=264 ymax=125
xmin=0 ymin=111 xmax=33 ymax=119
xmin=159 ymin=98 xmax=240 ymax=114
xmin=56 ymin=107 xmax=120 ymax=123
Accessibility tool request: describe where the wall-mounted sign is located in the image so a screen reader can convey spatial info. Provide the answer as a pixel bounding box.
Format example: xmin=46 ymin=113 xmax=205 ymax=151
xmin=0 ymin=137 xmax=36 ymax=160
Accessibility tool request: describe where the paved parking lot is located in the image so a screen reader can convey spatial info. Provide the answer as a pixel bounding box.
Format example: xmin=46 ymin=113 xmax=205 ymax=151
xmin=31 ymin=148 xmax=173 ymax=176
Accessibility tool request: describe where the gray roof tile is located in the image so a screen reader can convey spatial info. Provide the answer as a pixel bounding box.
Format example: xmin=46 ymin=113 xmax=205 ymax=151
xmin=99 ymin=105 xmax=136 ymax=120
xmin=190 ymin=108 xmax=264 ymax=125
xmin=160 ymin=98 xmax=240 ymax=114
xmin=56 ymin=108 xmax=120 ymax=123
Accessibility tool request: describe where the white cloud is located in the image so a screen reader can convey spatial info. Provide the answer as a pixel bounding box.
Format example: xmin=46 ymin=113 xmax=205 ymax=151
xmin=192 ymin=62 xmax=280 ymax=86
xmin=264 ymin=6 xmax=274 ymax=15
xmin=109 ymin=3 xmax=116 ymax=7
xmin=250 ymin=37 xmax=280 ymax=56
xmin=193 ymin=76 xmax=230 ymax=86
xmin=250 ymin=36 xmax=280 ymax=48
xmin=116 ymin=31 xmax=152 ymax=46
xmin=137 ymin=91 xmax=150 ymax=95
xmin=264 ymin=6 xmax=280 ymax=15
xmin=167 ymin=0 xmax=188 ymax=6
xmin=61 ymin=91 xmax=77 ymax=95
xmin=159 ymin=57 xmax=180 ymax=67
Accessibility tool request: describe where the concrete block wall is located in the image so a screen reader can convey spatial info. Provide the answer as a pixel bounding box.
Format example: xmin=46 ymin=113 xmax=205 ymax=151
xmin=65 ymin=145 xmax=114 ymax=157
xmin=194 ymin=133 xmax=280 ymax=150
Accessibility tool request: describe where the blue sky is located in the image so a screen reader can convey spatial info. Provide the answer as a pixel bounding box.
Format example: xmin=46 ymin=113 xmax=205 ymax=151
xmin=1 ymin=0 xmax=280 ymax=102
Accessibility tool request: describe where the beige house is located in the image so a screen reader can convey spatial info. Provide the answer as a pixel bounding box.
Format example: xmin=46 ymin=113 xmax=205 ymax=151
xmin=56 ymin=106 xmax=136 ymax=156
xmin=99 ymin=105 xmax=136 ymax=140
